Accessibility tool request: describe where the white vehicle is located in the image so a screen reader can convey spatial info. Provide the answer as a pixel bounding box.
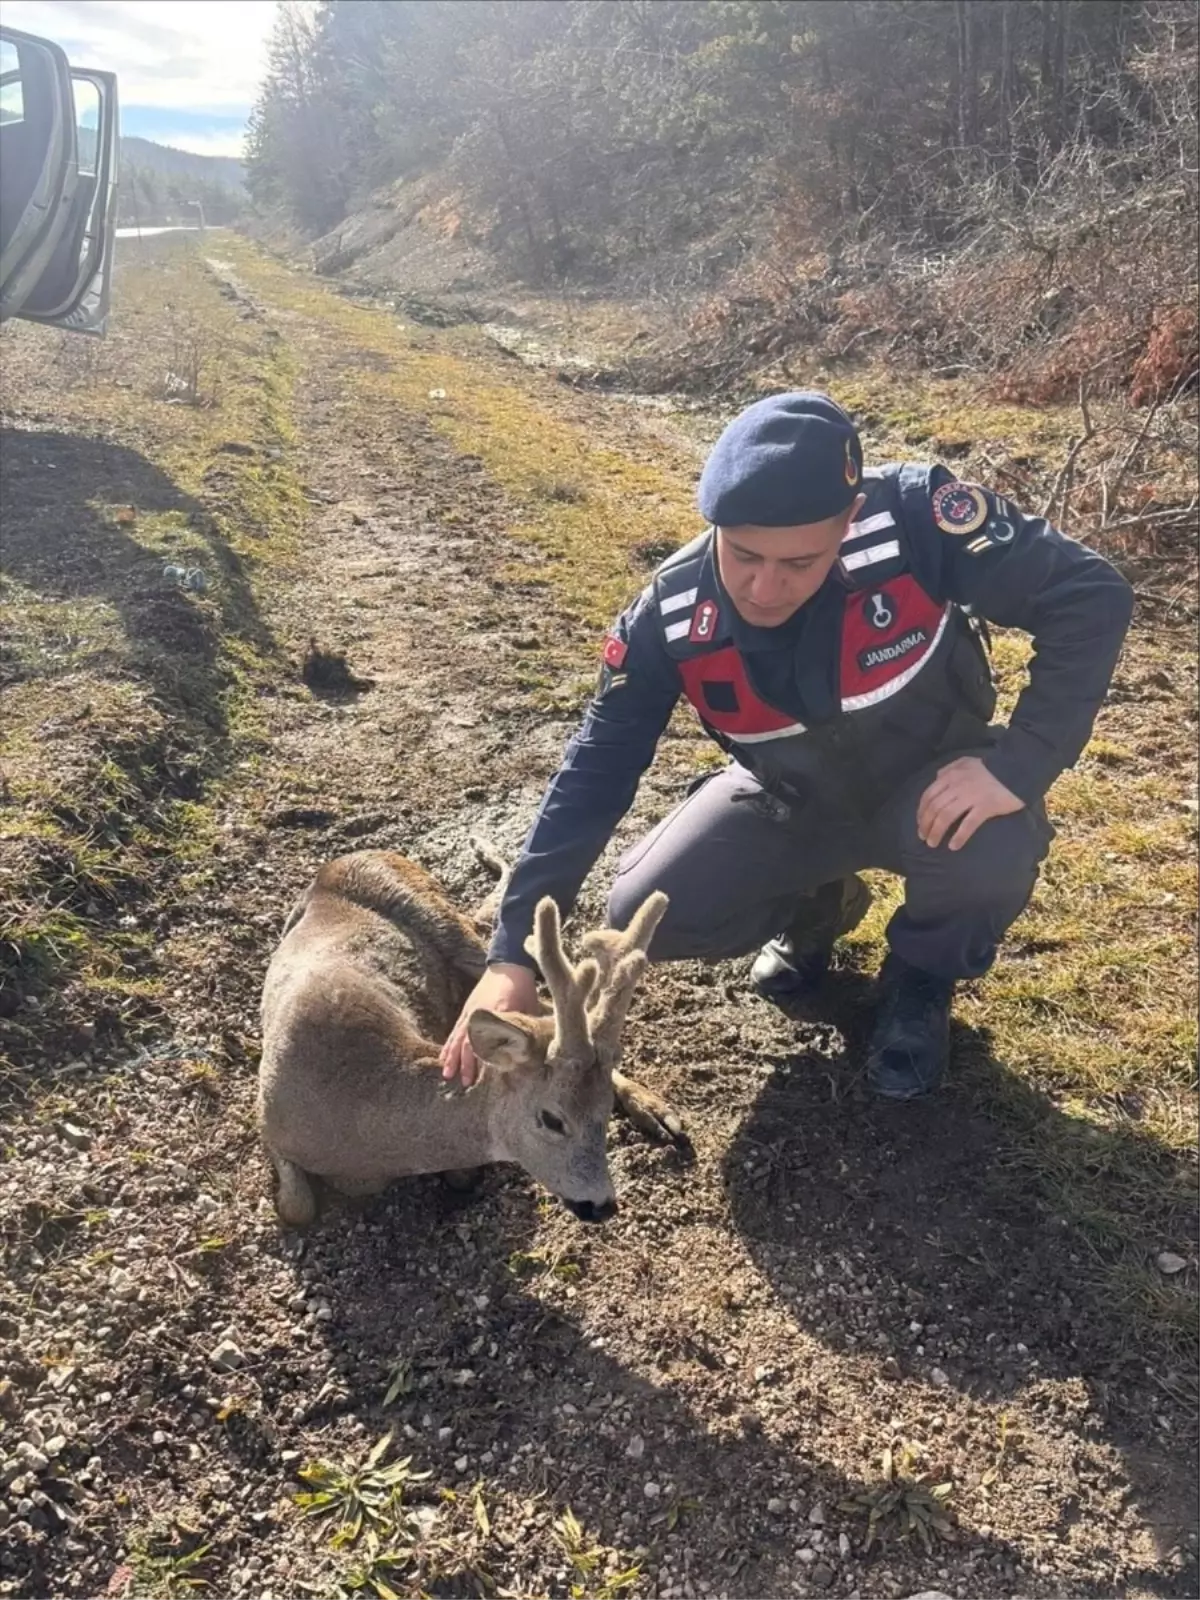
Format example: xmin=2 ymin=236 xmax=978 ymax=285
xmin=0 ymin=24 xmax=119 ymax=333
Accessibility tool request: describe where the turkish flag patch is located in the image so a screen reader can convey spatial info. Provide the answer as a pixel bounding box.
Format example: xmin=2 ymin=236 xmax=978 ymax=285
xmin=603 ymin=633 xmax=628 ymax=669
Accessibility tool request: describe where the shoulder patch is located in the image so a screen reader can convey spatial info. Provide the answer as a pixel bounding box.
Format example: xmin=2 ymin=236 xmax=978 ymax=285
xmin=931 ymin=481 xmax=989 ymax=536
xmin=595 ymin=631 xmax=631 ymax=698
xmin=688 ymin=599 xmax=720 ymax=644
xmin=602 ymin=633 xmax=628 ymax=669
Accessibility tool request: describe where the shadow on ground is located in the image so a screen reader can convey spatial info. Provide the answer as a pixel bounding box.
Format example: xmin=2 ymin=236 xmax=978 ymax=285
xmin=0 ymin=425 xmax=281 ymax=1069
xmin=721 ymin=966 xmax=1198 ymax=1594
xmin=271 ymin=1170 xmax=1035 ymax=1599
xmin=0 ymin=426 xmax=277 ymax=743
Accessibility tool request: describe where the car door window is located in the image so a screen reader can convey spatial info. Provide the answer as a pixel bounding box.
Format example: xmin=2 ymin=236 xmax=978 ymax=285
xmin=73 ymin=73 xmax=99 ymax=176
xmin=0 ymin=26 xmax=74 ymax=310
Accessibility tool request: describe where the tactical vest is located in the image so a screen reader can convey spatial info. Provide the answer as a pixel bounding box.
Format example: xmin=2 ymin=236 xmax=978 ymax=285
xmin=653 ymin=465 xmax=997 ymax=819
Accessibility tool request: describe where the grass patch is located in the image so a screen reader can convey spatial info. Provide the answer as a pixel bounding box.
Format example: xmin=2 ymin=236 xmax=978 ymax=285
xmin=126 ymin=1519 xmax=214 ymax=1597
xmin=839 ymin=1441 xmax=956 ymax=1556
xmin=0 ymin=235 xmax=305 ymax=1090
xmin=219 ymin=237 xmax=699 ymax=649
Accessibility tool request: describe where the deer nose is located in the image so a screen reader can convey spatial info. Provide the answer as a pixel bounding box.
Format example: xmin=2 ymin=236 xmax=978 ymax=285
xmin=564 ymin=1196 xmax=619 ymax=1225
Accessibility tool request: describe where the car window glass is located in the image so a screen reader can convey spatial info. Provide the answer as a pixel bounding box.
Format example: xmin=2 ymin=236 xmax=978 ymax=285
xmin=72 ymin=73 xmax=99 ymax=175
xmin=0 ymin=40 xmax=23 ymax=124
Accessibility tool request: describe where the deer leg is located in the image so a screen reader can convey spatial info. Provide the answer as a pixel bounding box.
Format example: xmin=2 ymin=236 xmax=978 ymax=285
xmin=268 ymin=1147 xmax=318 ymax=1228
xmin=611 ymin=1069 xmax=689 ymax=1150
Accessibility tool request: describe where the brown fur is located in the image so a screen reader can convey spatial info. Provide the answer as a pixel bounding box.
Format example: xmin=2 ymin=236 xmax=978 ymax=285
xmin=257 ymin=849 xmax=680 ymax=1227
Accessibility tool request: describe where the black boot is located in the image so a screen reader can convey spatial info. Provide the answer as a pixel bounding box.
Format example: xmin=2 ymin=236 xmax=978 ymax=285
xmin=866 ymin=952 xmax=955 ymax=1099
xmin=751 ymin=876 xmax=872 ymax=1007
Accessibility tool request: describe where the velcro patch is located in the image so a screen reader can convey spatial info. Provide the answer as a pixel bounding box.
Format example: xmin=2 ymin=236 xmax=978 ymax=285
xmin=857 ymin=627 xmax=930 ymax=674
xmin=931 ymin=481 xmax=989 ymax=536
xmin=688 ymin=599 xmax=719 ymax=644
xmin=602 ymin=633 xmax=628 ymax=669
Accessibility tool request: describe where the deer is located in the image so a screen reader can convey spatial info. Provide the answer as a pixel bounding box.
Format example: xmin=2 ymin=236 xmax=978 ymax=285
xmin=257 ymin=847 xmax=683 ymax=1228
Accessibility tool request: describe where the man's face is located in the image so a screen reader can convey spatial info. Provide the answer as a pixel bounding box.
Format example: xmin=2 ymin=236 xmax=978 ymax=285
xmin=716 ymin=495 xmax=865 ymax=627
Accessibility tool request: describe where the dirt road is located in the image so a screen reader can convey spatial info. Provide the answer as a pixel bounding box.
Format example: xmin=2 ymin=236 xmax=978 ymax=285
xmin=1 ymin=234 xmax=1196 ymax=1599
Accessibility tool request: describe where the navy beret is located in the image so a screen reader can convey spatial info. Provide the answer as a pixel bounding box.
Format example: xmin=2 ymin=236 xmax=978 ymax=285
xmin=698 ymin=391 xmax=864 ymax=527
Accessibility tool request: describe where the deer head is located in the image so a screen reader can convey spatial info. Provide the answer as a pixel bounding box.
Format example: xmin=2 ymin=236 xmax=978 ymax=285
xmin=465 ymin=891 xmax=668 ymax=1222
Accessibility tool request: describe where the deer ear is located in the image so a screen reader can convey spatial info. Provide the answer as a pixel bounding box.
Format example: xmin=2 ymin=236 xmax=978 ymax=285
xmin=466 ymin=1009 xmax=542 ymax=1070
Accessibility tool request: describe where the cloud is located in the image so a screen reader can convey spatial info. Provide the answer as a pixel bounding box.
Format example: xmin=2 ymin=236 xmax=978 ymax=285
xmin=2 ymin=0 xmax=300 ymax=117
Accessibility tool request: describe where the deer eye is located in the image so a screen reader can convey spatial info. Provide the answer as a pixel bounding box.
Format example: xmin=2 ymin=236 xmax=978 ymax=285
xmin=538 ymin=1110 xmax=566 ymax=1135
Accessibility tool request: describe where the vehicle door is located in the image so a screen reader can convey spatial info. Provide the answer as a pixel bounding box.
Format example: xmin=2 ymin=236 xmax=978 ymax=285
xmin=18 ymin=67 xmax=120 ymax=333
xmin=0 ymin=25 xmax=77 ymax=321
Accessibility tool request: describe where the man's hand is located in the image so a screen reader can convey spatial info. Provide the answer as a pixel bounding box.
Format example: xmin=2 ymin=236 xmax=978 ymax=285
xmin=440 ymin=963 xmax=540 ymax=1086
xmin=917 ymin=756 xmax=1024 ymax=851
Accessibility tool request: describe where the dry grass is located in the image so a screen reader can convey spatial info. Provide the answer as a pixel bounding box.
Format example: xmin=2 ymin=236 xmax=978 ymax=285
xmin=0 ymin=237 xmax=307 ymax=1090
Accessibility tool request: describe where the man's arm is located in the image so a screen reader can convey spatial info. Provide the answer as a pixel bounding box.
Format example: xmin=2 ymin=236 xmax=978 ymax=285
xmin=926 ymin=472 xmax=1135 ymax=806
xmin=488 ymin=587 xmax=682 ymax=965
xmin=440 ymin=587 xmax=681 ymax=1083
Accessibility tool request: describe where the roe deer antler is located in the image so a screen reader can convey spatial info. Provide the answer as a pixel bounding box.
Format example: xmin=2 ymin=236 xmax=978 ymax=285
xmin=579 ymin=890 xmax=669 ymax=986
xmin=524 ymin=896 xmax=600 ymax=1058
xmin=580 ymin=891 xmax=668 ymax=1062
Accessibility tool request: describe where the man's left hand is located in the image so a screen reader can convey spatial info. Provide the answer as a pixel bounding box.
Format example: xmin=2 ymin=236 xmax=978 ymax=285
xmin=917 ymin=756 xmax=1024 ymax=851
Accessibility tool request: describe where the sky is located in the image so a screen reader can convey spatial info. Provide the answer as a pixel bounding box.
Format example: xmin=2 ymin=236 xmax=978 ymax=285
xmin=3 ymin=0 xmax=299 ymax=158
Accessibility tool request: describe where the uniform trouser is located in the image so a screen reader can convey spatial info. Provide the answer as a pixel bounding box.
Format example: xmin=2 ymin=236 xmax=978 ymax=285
xmin=606 ymin=755 xmax=1054 ymax=982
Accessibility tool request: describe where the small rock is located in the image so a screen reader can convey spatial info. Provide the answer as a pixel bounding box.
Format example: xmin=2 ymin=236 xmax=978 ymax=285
xmin=930 ymin=1366 xmax=950 ymax=1386
xmin=108 ymin=1268 xmax=135 ymax=1301
xmin=839 ymin=1532 xmax=852 ymax=1559
xmin=753 ymin=1364 xmax=774 ymax=1384
xmin=454 ymin=1456 xmax=468 ymax=1473
xmin=808 ymin=1503 xmax=826 ymax=1525
xmin=797 ymin=1548 xmax=817 ymax=1565
xmin=43 ymin=1437 xmax=66 ymax=1458
xmin=625 ymin=1435 xmax=645 ymax=1460
xmin=812 ymin=1564 xmax=835 ymax=1589
xmin=766 ymin=1497 xmax=786 ymax=1515
xmin=15 ymin=1445 xmax=47 ymax=1474
xmin=0 ymin=1381 xmax=18 ymax=1421
xmin=58 ymin=1122 xmax=91 ymax=1149
xmin=643 ymin=1481 xmax=661 ymax=1500
xmin=208 ymin=1339 xmax=245 ymax=1372
xmin=1156 ymin=1252 xmax=1187 ymax=1275
xmin=437 ymin=1427 xmax=453 ymax=1444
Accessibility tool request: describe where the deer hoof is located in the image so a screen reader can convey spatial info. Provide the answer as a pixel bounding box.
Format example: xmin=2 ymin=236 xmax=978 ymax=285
xmin=614 ymin=1075 xmax=691 ymax=1153
xmin=442 ymin=1167 xmax=484 ymax=1193
xmin=271 ymin=1152 xmax=318 ymax=1227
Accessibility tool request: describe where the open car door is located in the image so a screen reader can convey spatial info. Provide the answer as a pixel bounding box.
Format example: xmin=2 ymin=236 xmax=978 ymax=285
xmin=0 ymin=25 xmax=78 ymax=321
xmin=17 ymin=68 xmax=120 ymax=334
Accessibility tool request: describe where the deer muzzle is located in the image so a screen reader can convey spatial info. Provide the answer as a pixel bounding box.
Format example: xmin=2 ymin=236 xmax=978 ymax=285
xmin=563 ymin=1195 xmax=619 ymax=1225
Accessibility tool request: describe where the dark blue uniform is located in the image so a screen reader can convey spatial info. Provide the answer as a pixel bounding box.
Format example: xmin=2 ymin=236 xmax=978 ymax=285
xmin=488 ymin=462 xmax=1133 ymax=975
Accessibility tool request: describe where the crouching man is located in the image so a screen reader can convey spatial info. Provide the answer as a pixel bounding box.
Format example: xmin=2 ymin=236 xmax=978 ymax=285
xmin=441 ymin=393 xmax=1133 ymax=1099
